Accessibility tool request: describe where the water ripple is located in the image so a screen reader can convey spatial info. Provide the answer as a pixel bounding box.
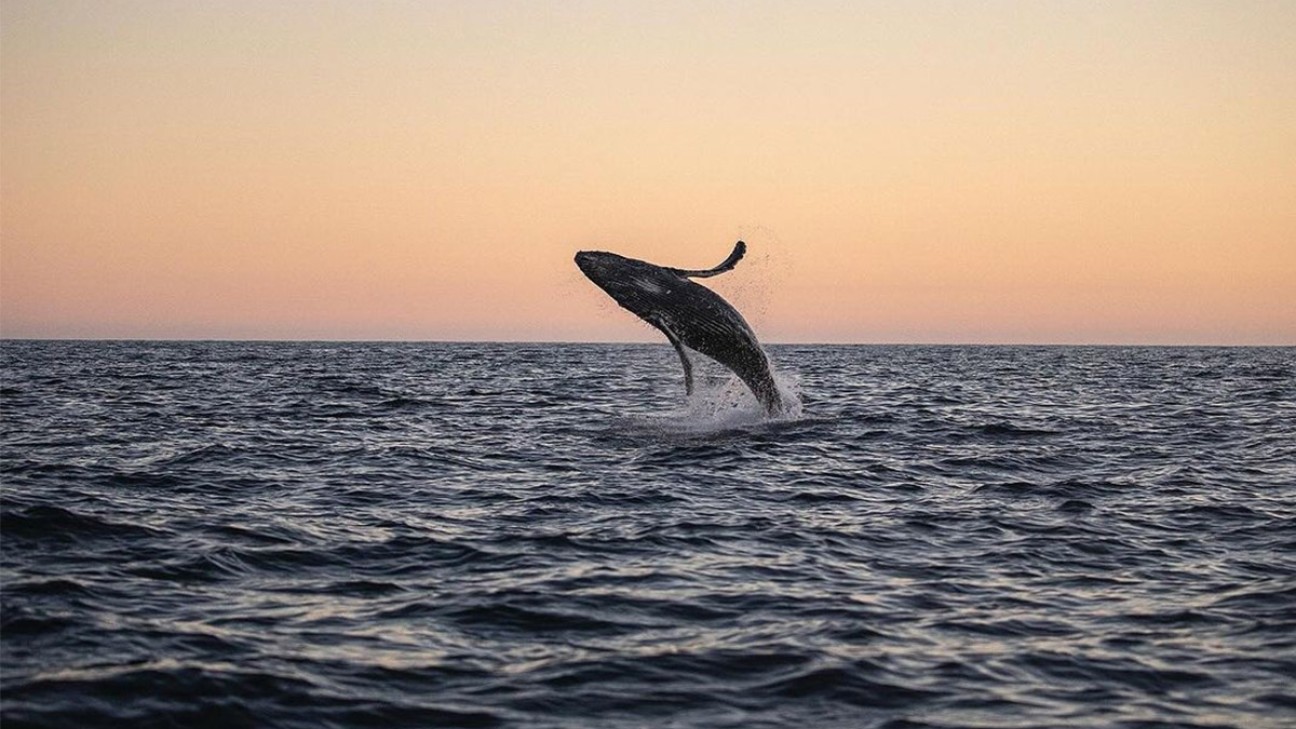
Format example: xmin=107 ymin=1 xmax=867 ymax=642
xmin=2 ymin=342 xmax=1293 ymax=728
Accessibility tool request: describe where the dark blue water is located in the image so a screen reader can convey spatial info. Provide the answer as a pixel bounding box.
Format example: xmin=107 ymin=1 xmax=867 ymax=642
xmin=2 ymin=341 xmax=1293 ymax=728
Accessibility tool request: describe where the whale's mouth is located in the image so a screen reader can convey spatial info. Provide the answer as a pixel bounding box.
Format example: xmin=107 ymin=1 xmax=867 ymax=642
xmin=574 ymin=251 xmax=602 ymax=279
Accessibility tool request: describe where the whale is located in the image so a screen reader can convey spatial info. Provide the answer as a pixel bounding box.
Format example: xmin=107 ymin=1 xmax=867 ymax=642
xmin=575 ymin=241 xmax=784 ymax=415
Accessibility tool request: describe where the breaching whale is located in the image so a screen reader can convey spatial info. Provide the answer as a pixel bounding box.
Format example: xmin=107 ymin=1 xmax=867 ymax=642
xmin=575 ymin=241 xmax=784 ymax=415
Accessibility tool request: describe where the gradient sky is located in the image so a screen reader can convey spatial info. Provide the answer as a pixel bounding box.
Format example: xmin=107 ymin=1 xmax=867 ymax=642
xmin=3 ymin=1 xmax=1293 ymax=343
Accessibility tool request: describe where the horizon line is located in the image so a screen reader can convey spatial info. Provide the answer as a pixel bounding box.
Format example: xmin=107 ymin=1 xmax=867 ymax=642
xmin=2 ymin=337 xmax=1292 ymax=349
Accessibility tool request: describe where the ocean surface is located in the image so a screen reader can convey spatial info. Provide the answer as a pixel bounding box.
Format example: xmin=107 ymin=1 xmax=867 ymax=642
xmin=2 ymin=340 xmax=1293 ymax=729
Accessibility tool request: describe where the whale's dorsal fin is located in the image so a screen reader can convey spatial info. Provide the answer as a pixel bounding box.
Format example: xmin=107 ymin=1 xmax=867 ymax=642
xmin=669 ymin=241 xmax=746 ymax=279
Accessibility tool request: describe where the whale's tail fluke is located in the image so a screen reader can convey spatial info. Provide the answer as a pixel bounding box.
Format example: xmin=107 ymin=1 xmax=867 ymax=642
xmin=669 ymin=240 xmax=746 ymax=279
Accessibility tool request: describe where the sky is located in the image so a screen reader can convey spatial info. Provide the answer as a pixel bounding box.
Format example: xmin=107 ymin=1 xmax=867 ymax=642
xmin=2 ymin=0 xmax=1293 ymax=344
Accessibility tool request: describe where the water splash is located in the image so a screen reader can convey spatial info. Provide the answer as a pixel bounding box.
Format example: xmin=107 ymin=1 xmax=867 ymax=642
xmin=613 ymin=359 xmax=804 ymax=441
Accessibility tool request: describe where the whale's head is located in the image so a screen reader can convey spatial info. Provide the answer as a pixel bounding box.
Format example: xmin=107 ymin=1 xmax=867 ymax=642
xmin=574 ymin=250 xmax=625 ymax=283
xmin=575 ymin=250 xmax=677 ymax=317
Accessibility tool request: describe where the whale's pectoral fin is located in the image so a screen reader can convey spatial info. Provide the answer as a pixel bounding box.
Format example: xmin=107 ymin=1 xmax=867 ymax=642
xmin=668 ymin=240 xmax=746 ymax=279
xmin=659 ymin=326 xmax=694 ymax=396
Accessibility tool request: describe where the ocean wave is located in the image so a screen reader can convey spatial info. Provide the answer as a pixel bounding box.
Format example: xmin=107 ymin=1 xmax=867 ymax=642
xmin=3 ymin=342 xmax=1293 ymax=728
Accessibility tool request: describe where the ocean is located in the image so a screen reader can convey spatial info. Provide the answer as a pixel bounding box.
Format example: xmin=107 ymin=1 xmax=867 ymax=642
xmin=1 ymin=340 xmax=1293 ymax=728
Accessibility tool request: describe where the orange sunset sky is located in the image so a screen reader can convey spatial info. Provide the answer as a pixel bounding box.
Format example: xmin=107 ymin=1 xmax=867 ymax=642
xmin=2 ymin=1 xmax=1293 ymax=344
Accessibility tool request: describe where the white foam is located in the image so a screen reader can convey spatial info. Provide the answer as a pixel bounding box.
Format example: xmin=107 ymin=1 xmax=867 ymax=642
xmin=613 ymin=364 xmax=804 ymax=441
